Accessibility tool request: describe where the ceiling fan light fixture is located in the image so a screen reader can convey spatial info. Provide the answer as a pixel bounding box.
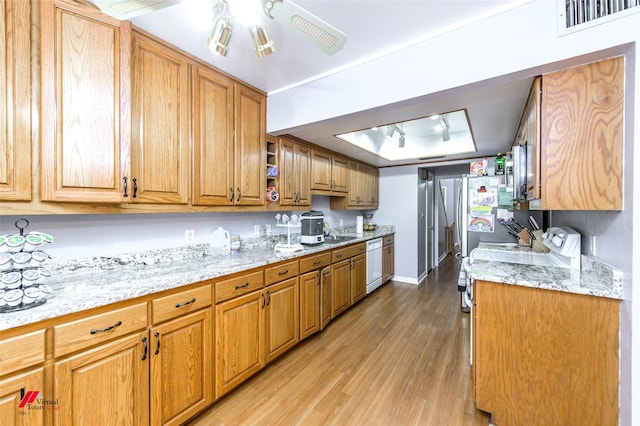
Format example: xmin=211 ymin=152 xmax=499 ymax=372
xmin=249 ymin=23 xmax=276 ymax=57
xmin=208 ymin=16 xmax=233 ymax=57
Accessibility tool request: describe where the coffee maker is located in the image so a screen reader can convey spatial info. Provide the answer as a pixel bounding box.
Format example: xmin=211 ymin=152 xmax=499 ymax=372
xmin=300 ymin=211 xmax=325 ymax=245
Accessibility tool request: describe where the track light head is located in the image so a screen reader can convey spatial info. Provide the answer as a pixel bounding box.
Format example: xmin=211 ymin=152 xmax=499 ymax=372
xmin=208 ymin=16 xmax=233 ymax=56
xmin=250 ymin=23 xmax=276 ymax=57
xmin=398 ymin=135 xmax=405 ymax=148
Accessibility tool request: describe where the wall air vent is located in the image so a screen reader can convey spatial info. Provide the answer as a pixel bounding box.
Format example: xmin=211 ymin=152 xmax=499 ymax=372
xmin=558 ymin=0 xmax=640 ymax=35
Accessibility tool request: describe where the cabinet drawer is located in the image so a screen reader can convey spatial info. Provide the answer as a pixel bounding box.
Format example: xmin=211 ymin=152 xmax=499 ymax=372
xmin=299 ymin=252 xmax=332 ymax=274
xmin=265 ymin=260 xmax=299 ymax=285
xmin=332 ymin=243 xmax=366 ymax=263
xmin=152 ymin=284 xmax=212 ymax=324
xmin=0 ymin=329 xmax=46 ymax=375
xmin=215 ymin=271 xmax=264 ymax=303
xmin=53 ymin=302 xmax=148 ymax=357
xmin=383 ymin=235 xmax=394 ymax=246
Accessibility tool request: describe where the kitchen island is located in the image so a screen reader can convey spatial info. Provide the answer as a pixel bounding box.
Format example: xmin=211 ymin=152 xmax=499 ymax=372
xmin=468 ymin=243 xmax=621 ymax=426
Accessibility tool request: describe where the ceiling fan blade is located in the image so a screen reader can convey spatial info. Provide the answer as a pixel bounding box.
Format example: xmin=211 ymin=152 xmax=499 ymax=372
xmin=265 ymin=0 xmax=347 ymax=55
xmin=92 ymin=0 xmax=182 ymax=20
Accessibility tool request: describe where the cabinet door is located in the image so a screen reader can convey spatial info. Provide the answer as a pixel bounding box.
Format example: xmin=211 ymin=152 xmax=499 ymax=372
xmin=365 ymin=166 xmax=379 ymax=207
xmin=215 ymin=290 xmax=264 ymax=398
xmin=331 ymin=258 xmax=351 ymax=318
xmin=0 ymin=368 xmax=46 ymax=425
xmin=382 ymin=243 xmax=394 ymax=283
xmin=192 ymin=65 xmax=234 ymax=206
xmin=41 ymin=0 xmax=131 ymax=203
xmin=278 ymin=137 xmax=297 ymax=206
xmin=331 ymin=155 xmax=349 ymax=193
xmin=525 ymin=77 xmax=541 ymax=201
xmin=299 ymin=271 xmax=320 ymax=340
xmin=310 ymin=148 xmax=332 ymax=191
xmin=131 ymin=32 xmax=190 ymax=204
xmin=265 ymin=277 xmax=299 ymax=363
xmin=296 ymin=143 xmax=311 ymax=206
xmin=54 ymin=331 xmax=149 ymax=426
xmin=347 ymin=161 xmax=365 ymax=206
xmin=151 ymin=309 xmax=213 ymax=426
xmin=320 ymin=266 xmax=332 ymax=330
xmin=350 ymin=254 xmax=367 ymax=304
xmin=1 ymin=0 xmax=31 ymax=200
xmin=541 ymin=57 xmax=624 ymax=210
xmin=234 ymin=84 xmax=265 ymax=206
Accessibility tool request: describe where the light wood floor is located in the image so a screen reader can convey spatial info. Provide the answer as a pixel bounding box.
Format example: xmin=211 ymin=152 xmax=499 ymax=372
xmin=188 ymin=255 xmax=491 ymax=425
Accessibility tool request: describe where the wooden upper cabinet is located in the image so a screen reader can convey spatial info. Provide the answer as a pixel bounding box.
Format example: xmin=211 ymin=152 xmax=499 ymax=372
xmin=131 ymin=31 xmax=190 ymax=204
xmin=1 ymin=0 xmax=31 ymax=200
xmin=310 ymin=149 xmax=348 ymax=193
xmin=41 ymin=0 xmax=131 ymax=203
xmin=331 ymin=154 xmax=349 ymax=193
xmin=192 ymin=64 xmax=234 ymax=206
xmin=234 ymin=84 xmax=266 ymax=206
xmin=540 ymin=57 xmax=624 ymax=210
xmin=279 ymin=136 xmax=310 ymax=206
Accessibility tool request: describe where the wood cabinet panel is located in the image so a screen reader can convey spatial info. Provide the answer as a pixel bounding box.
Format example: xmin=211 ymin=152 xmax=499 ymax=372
xmin=540 ymin=57 xmax=624 ymax=210
xmin=278 ymin=137 xmax=311 ymax=206
xmin=331 ymin=258 xmax=351 ymax=318
xmin=0 ymin=368 xmax=45 ymax=425
xmin=53 ymin=302 xmax=148 ymax=357
xmin=41 ymin=0 xmax=131 ymax=203
xmin=215 ymin=290 xmax=264 ymax=397
xmin=299 ymin=252 xmax=332 ymax=274
xmin=299 ymin=270 xmax=320 ymax=340
xmin=331 ymin=155 xmax=349 ymax=193
xmin=265 ymin=277 xmax=299 ymax=363
xmin=54 ymin=331 xmax=149 ymax=426
xmin=382 ymin=243 xmax=394 ymax=283
xmin=265 ymin=260 xmax=299 ymax=285
xmin=0 ymin=329 xmax=45 ymax=376
xmin=151 ymin=284 xmax=212 ymax=324
xmin=0 ymin=0 xmax=31 ymax=200
xmin=234 ymin=84 xmax=266 ymax=206
xmin=474 ymin=280 xmax=619 ymax=426
xmin=320 ymin=266 xmax=332 ymax=330
xmin=350 ymin=254 xmax=366 ymax=305
xmin=214 ymin=270 xmax=264 ymax=303
xmin=310 ymin=148 xmax=332 ymax=191
xmin=151 ymin=309 xmax=213 ymax=426
xmin=131 ymin=32 xmax=190 ymax=204
xmin=332 ymin=243 xmax=366 ymax=263
xmin=191 ymin=65 xmax=234 ymax=206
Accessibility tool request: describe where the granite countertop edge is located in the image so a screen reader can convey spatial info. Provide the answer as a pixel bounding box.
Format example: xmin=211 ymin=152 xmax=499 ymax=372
xmin=0 ymin=228 xmax=395 ymax=331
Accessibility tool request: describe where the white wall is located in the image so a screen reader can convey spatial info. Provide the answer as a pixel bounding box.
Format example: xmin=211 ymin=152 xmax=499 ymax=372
xmin=0 ymin=196 xmax=359 ymax=261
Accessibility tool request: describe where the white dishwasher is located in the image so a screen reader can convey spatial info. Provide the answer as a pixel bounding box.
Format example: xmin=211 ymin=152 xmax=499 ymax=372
xmin=366 ymin=238 xmax=383 ymax=294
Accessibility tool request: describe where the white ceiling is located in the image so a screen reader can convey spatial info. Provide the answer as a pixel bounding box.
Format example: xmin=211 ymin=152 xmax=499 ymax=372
xmin=129 ymin=0 xmax=534 ymax=167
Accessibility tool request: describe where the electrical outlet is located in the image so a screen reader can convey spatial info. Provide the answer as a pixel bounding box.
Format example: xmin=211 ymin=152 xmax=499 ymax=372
xmin=184 ymin=229 xmax=195 ymax=244
xmin=590 ymin=235 xmax=597 ymax=256
xmin=265 ymin=224 xmax=271 ymax=235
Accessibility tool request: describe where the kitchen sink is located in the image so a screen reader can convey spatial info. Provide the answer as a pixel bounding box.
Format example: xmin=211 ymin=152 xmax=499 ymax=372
xmin=324 ymin=235 xmax=360 ymax=243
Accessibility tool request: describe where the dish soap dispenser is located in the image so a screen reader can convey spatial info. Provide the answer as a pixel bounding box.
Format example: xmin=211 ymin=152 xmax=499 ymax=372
xmin=211 ymin=227 xmax=230 ymax=256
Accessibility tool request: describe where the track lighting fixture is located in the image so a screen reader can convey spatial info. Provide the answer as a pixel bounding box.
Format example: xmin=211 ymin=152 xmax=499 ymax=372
xmin=208 ymin=16 xmax=233 ymax=56
xmin=398 ymin=134 xmax=406 ymax=148
xmin=250 ymin=23 xmax=276 ymax=57
xmin=440 ymin=116 xmax=451 ymax=142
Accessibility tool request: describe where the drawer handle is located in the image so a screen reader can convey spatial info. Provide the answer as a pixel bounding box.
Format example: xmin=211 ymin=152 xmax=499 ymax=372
xmin=154 ymin=332 xmax=161 ymax=355
xmin=313 ymin=260 xmax=322 ymax=265
xmin=278 ymin=269 xmax=289 ymax=275
xmin=90 ymin=320 xmax=122 ymax=335
xmin=141 ymin=336 xmax=148 ymax=361
xmin=175 ymin=297 xmax=196 ymax=308
xmin=235 ymin=282 xmax=250 ymax=290
xmin=336 ymin=254 xmax=342 ymax=259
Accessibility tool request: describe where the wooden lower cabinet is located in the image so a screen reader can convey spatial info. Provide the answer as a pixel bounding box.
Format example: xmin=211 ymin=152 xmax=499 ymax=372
xmin=53 ymin=331 xmax=150 ymax=426
xmin=350 ymin=254 xmax=367 ymax=305
xmin=332 ymin=258 xmax=351 ymax=317
xmin=0 ymin=368 xmax=46 ymax=426
xmin=473 ymin=280 xmax=619 ymax=426
xmin=265 ymin=277 xmax=299 ymax=363
xmin=215 ymin=289 xmax=264 ymax=398
xmin=299 ymin=270 xmax=321 ymax=340
xmin=320 ymin=266 xmax=333 ymax=330
xmin=382 ymin=242 xmax=394 ymax=283
xmin=150 ymin=309 xmax=213 ymax=426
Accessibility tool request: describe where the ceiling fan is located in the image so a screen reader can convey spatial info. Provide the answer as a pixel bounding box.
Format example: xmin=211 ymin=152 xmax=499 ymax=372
xmin=92 ymin=0 xmax=347 ymax=56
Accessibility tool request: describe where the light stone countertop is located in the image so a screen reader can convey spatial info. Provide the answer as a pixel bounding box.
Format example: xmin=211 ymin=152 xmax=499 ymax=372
xmin=468 ymin=242 xmax=623 ymax=300
xmin=0 ymin=227 xmax=394 ymax=331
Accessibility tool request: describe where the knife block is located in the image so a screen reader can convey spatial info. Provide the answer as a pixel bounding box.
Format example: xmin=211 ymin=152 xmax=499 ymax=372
xmin=517 ymin=229 xmax=531 ymax=247
xmin=531 ymin=229 xmax=550 ymax=252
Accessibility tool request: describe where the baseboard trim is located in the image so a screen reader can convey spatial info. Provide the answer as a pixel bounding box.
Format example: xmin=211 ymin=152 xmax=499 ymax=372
xmin=391 ymin=275 xmax=420 ymax=285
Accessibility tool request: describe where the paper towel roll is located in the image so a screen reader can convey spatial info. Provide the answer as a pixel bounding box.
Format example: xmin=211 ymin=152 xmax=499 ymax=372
xmin=356 ymin=216 xmax=364 ymax=234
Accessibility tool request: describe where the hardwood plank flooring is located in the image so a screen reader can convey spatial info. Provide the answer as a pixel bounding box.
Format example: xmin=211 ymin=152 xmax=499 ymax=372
xmin=188 ymin=255 xmax=490 ymax=425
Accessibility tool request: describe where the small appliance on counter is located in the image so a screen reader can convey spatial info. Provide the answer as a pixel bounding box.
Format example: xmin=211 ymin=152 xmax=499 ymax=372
xmin=300 ymin=211 xmax=324 ymax=245
xmin=541 ymin=226 xmax=582 ymax=269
